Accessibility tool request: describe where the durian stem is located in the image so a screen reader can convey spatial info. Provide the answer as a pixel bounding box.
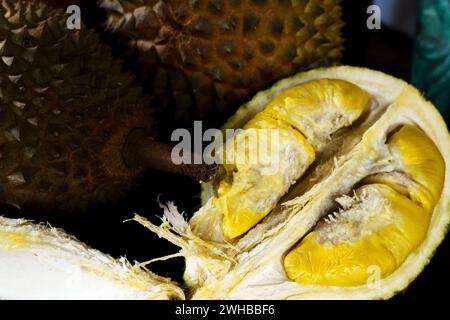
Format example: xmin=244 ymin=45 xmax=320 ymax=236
xmin=124 ymin=129 xmax=216 ymax=182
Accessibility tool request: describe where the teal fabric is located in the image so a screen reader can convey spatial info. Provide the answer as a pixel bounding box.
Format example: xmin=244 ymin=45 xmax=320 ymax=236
xmin=411 ymin=0 xmax=450 ymax=123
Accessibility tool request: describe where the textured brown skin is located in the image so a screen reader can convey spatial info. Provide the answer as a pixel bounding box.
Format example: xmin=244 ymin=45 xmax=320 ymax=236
xmin=100 ymin=0 xmax=344 ymax=128
xmin=0 ymin=0 xmax=150 ymax=210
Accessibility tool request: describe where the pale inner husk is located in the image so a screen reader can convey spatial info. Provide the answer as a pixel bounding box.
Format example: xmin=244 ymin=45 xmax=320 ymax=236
xmin=0 ymin=217 xmax=184 ymax=300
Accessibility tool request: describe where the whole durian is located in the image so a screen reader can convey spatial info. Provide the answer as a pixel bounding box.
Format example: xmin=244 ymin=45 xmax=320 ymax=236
xmin=0 ymin=0 xmax=151 ymax=210
xmin=99 ymin=0 xmax=345 ymax=126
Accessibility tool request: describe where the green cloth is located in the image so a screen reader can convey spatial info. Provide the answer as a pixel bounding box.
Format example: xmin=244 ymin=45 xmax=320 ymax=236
xmin=412 ymin=0 xmax=450 ymax=123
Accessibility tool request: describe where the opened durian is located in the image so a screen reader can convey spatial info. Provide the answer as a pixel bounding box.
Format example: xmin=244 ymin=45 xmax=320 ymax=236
xmin=0 ymin=216 xmax=184 ymax=299
xmin=99 ymin=0 xmax=344 ymax=126
xmin=140 ymin=66 xmax=450 ymax=299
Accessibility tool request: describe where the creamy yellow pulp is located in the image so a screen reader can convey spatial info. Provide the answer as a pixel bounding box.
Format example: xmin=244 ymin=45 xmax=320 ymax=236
xmin=213 ymin=79 xmax=370 ymax=239
xmin=284 ymin=125 xmax=445 ymax=286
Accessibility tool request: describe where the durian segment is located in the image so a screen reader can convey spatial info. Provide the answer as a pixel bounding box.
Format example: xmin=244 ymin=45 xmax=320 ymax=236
xmin=284 ymin=183 xmax=430 ymax=287
xmin=0 ymin=217 xmax=184 ymax=300
xmin=217 ymin=114 xmax=315 ymax=239
xmin=365 ymin=125 xmax=445 ymax=211
xmin=215 ymin=79 xmax=369 ymax=239
xmin=284 ymin=125 xmax=444 ymax=287
xmin=263 ymin=79 xmax=370 ymax=147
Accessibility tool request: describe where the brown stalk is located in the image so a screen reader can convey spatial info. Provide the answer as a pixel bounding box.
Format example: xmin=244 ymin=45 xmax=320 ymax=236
xmin=123 ymin=129 xmax=216 ymax=182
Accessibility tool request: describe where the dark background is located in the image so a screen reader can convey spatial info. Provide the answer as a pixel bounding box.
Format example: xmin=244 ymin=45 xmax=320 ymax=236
xmin=2 ymin=0 xmax=449 ymax=300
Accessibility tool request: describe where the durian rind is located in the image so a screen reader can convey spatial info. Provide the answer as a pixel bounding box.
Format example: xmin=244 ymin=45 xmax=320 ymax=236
xmin=0 ymin=216 xmax=184 ymax=300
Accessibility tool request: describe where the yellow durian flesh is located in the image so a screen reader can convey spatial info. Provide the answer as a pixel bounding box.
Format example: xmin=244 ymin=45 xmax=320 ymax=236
xmin=284 ymin=184 xmax=431 ymax=287
xmin=217 ymin=114 xmax=315 ymax=239
xmin=387 ymin=125 xmax=445 ymax=211
xmin=284 ymin=125 xmax=444 ymax=287
xmin=263 ymin=79 xmax=371 ymax=145
xmin=215 ymin=79 xmax=370 ymax=239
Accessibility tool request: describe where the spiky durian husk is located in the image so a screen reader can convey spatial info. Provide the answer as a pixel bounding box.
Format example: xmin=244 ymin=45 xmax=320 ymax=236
xmin=99 ymin=0 xmax=344 ymax=127
xmin=0 ymin=0 xmax=150 ymax=210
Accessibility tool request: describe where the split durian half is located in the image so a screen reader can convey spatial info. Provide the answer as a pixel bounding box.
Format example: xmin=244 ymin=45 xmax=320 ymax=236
xmin=0 ymin=216 xmax=184 ymax=300
xmin=141 ymin=66 xmax=450 ymax=300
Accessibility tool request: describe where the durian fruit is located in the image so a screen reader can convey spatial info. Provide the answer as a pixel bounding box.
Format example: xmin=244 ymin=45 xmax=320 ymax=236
xmin=140 ymin=66 xmax=450 ymax=299
xmin=0 ymin=0 xmax=159 ymax=210
xmin=0 ymin=216 xmax=184 ymax=299
xmin=98 ymin=0 xmax=344 ymax=126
